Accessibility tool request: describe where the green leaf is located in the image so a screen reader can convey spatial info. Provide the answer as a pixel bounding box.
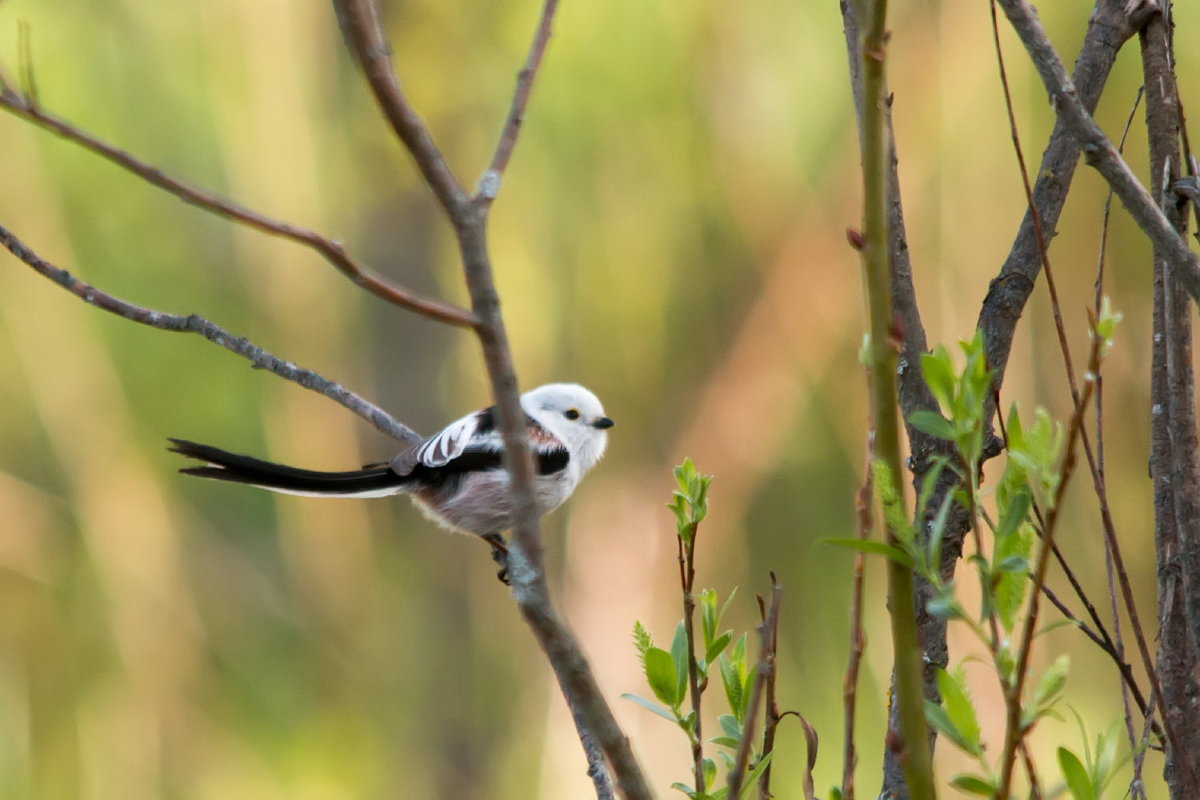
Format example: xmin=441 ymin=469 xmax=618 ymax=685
xmin=740 ymin=663 xmax=757 ymax=719
xmin=821 ymin=538 xmax=913 ymax=568
xmin=949 ymin=774 xmax=996 ymax=796
xmin=703 ymin=758 xmax=716 ymax=791
xmin=719 ymin=639 xmax=747 ymax=723
xmin=1033 ymin=654 xmax=1070 ymax=712
xmin=670 ymin=781 xmax=696 ymax=799
xmin=924 ymin=700 xmax=975 ymax=755
xmin=1093 ymin=296 xmax=1123 ymax=358
xmin=670 ymin=621 xmax=691 ymax=700
xmin=915 ymin=455 xmax=952 ymax=517
xmin=709 ymin=736 xmax=741 ymax=749
xmin=935 ymin=668 xmax=982 ymax=755
xmin=621 ymin=692 xmax=678 ymax=723
xmin=994 ymin=485 xmax=1032 ymax=542
xmin=633 ymin=621 xmax=653 ymax=664
xmin=872 ymin=460 xmax=915 ymax=547
xmin=700 ymin=588 xmax=718 ymax=646
xmin=705 ymin=632 xmax=733 ymax=665
xmin=994 ymin=523 xmax=1033 ymax=632
xmin=1058 ymin=747 xmax=1097 ymax=800
xmin=920 ymin=347 xmax=957 ymax=411
xmin=737 ymin=752 xmax=775 ymax=800
xmin=645 ymin=647 xmax=682 ymax=708
xmin=908 ymin=409 xmax=955 ymax=440
xmin=718 ymin=714 xmax=742 ymax=740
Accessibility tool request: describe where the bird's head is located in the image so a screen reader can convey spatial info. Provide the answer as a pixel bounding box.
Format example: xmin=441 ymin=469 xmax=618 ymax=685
xmin=521 ymin=383 xmax=613 ymax=471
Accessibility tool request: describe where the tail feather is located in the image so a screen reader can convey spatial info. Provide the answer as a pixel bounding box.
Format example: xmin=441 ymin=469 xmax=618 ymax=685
xmin=168 ymin=438 xmax=407 ymax=498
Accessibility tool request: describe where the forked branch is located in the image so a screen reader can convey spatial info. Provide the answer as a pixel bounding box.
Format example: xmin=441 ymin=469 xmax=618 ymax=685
xmin=0 ymin=224 xmax=420 ymax=443
xmin=0 ymin=85 xmax=477 ymax=329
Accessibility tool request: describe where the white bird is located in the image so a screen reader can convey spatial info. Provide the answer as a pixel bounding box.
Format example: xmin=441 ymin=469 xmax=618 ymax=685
xmin=169 ymin=383 xmax=613 ymax=578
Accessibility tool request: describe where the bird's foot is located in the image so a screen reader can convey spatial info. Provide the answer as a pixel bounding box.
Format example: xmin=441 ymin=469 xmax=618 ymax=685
xmin=483 ymin=532 xmax=510 ymax=585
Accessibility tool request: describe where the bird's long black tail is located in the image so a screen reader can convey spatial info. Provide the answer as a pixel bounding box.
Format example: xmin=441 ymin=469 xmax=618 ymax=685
xmin=168 ymin=439 xmax=408 ymax=497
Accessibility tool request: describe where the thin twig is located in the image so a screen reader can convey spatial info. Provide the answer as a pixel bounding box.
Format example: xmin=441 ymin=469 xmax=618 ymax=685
xmin=726 ymin=576 xmax=782 ymax=800
xmin=677 ymin=530 xmax=706 ymax=795
xmin=0 ymin=88 xmax=477 ymax=329
xmin=756 ymin=576 xmax=787 ymax=800
xmin=995 ymin=327 xmax=1103 ymax=799
xmin=0 ymin=223 xmax=420 ymax=443
xmin=475 ymin=0 xmax=561 ymax=204
xmin=1095 ymin=86 xmax=1145 ymax=791
xmin=840 ymin=456 xmax=872 ymax=800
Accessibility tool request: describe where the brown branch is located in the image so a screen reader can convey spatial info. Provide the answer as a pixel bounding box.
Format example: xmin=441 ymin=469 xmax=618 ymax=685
xmin=0 ymin=223 xmax=420 ymax=444
xmin=995 ymin=0 xmax=1200 ymax=302
xmin=1093 ymin=87 xmax=1144 ymax=782
xmin=475 ymin=0 xmax=561 ymax=204
xmin=840 ymin=5 xmax=948 ymax=797
xmin=990 ymin=0 xmax=1164 ymax=749
xmin=978 ymin=0 xmax=1151 ymax=426
xmin=331 ymin=2 xmax=652 ymax=796
xmin=726 ymin=576 xmax=782 ymax=800
xmin=568 ymin=704 xmax=616 ymax=800
xmin=840 ymin=459 xmax=872 ymax=800
xmin=0 ymin=87 xmax=477 ymax=329
xmin=756 ymin=577 xmax=787 ymax=800
xmin=1141 ymin=5 xmax=1200 ymax=796
xmin=676 ymin=532 xmax=706 ymax=794
xmin=331 ymin=0 xmax=469 ymax=219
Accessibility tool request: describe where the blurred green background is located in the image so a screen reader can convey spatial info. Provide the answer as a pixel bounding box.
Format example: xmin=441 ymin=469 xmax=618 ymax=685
xmin=0 ymin=1 xmax=1194 ymax=797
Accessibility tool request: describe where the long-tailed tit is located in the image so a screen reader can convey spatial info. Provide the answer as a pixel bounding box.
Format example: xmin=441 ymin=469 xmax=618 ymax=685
xmin=169 ymin=383 xmax=613 ymax=578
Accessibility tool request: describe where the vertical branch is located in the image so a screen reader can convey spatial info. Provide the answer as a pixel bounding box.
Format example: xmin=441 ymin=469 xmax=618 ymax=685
xmin=329 ymin=1 xmax=652 ymax=797
xmin=1095 ymin=91 xmax=1145 ymax=792
xmin=726 ymin=577 xmax=783 ymax=800
xmin=1141 ymin=5 xmax=1200 ymax=797
xmin=677 ymin=530 xmax=705 ymax=794
xmin=854 ymin=0 xmax=935 ymax=797
xmin=994 ymin=0 xmax=1200 ymax=303
xmin=841 ymin=458 xmax=872 ymax=800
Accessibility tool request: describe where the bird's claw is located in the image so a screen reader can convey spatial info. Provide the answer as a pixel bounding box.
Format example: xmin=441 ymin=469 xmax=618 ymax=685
xmin=484 ymin=533 xmax=510 ymax=585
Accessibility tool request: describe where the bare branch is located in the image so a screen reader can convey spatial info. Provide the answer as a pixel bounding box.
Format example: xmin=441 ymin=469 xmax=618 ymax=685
xmin=726 ymin=575 xmax=783 ymax=800
xmin=840 ymin=459 xmax=871 ymax=800
xmin=331 ymin=3 xmax=654 ymax=796
xmin=0 ymin=88 xmax=478 ymax=329
xmin=1142 ymin=5 xmax=1200 ymax=794
xmin=476 ymin=0 xmax=561 ymax=204
xmin=0 ymin=224 xmax=421 ymax=444
xmin=978 ymin=0 xmax=1149 ymax=422
xmin=331 ymin=0 xmax=469 ymax=219
xmin=568 ymin=705 xmax=616 ymax=800
xmin=995 ymin=0 xmax=1200 ymax=302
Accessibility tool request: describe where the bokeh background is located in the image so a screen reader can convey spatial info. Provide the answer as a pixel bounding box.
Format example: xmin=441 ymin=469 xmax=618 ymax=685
xmin=0 ymin=1 xmax=1196 ymax=797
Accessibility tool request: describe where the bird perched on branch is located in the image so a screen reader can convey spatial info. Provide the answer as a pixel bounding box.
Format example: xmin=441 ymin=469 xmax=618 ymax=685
xmin=168 ymin=383 xmax=613 ymax=580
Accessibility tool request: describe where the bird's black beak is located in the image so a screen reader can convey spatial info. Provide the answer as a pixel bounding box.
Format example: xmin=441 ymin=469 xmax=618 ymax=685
xmin=593 ymin=417 xmax=615 ymax=430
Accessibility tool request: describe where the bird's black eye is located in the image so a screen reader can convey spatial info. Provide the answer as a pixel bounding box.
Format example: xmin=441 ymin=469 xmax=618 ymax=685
xmin=563 ymin=408 xmax=580 ymax=420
